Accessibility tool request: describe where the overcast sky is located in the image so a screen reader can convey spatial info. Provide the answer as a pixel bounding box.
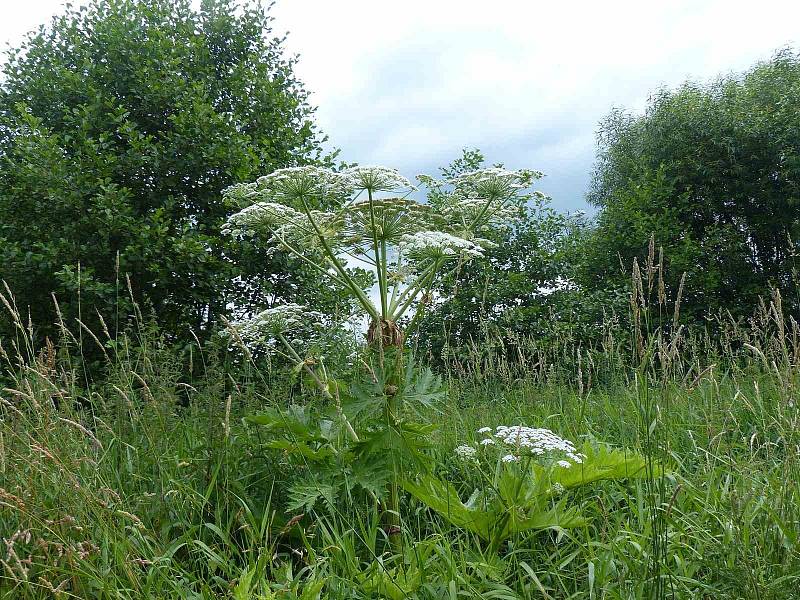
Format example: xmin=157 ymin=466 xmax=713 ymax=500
xmin=2 ymin=0 xmax=799 ymax=211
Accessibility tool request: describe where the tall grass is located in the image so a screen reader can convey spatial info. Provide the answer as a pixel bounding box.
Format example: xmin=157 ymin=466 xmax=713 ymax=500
xmin=1 ymin=267 xmax=798 ymax=598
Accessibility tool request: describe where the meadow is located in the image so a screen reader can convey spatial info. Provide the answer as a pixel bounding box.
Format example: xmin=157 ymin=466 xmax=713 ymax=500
xmin=1 ymin=278 xmax=798 ymax=599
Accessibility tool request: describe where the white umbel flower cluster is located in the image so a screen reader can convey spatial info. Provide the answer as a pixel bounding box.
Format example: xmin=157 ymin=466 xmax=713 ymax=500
xmin=222 ymin=201 xmax=305 ymax=236
xmin=419 ymin=167 xmax=541 ymax=233
xmin=478 ymin=425 xmax=586 ymax=467
xmin=399 ymin=230 xmax=484 ymax=260
xmin=440 ymin=195 xmax=521 ymax=230
xmin=256 ymin=166 xmax=355 ymax=202
xmin=226 ymin=304 xmax=325 ymax=350
xmin=454 ymin=445 xmax=478 ymax=461
xmin=345 ymin=166 xmax=417 ymax=193
xmin=448 ymin=167 xmax=541 ymax=195
xmin=221 ymin=162 xmax=542 ymax=329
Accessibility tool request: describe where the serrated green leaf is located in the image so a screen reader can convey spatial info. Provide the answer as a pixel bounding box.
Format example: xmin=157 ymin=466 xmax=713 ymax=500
xmin=287 ymin=481 xmax=340 ymax=512
xmin=264 ymin=439 xmax=334 ymax=461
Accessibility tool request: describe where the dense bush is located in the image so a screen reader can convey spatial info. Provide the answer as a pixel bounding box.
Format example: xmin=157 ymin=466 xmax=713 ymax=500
xmin=581 ymin=49 xmax=800 ymax=323
xmin=0 ymin=0 xmax=337 ymax=351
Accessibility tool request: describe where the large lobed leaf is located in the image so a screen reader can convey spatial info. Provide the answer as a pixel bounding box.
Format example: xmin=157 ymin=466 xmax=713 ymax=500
xmin=402 ymin=474 xmax=584 ymax=544
xmin=540 ymin=441 xmax=660 ymax=489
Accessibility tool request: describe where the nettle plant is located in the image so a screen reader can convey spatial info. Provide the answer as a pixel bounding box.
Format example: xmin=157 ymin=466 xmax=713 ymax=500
xmin=222 ymin=165 xmax=538 ymax=546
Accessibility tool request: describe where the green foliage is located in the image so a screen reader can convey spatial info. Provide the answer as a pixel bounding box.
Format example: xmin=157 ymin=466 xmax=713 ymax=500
xmin=403 ymin=442 xmax=655 ymax=553
xmin=0 ymin=0 xmax=335 ymax=351
xmin=537 ymin=442 xmax=653 ymax=488
xmin=356 ymin=540 xmax=439 ymax=600
xmin=2 ymin=293 xmax=799 ymax=598
xmin=403 ymin=471 xmax=585 ymax=550
xmin=343 ymin=357 xmax=445 ymax=420
xmin=244 ymin=355 xmax=445 ymax=514
xmin=582 ymin=49 xmax=800 ymax=323
xmin=417 ymin=149 xmax=597 ymax=365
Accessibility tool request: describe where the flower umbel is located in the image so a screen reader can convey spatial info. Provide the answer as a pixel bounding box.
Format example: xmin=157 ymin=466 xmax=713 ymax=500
xmin=399 ymin=230 xmax=484 ymax=261
xmin=345 ymin=166 xmax=417 ymax=194
xmin=222 ymin=201 xmax=305 ymax=237
xmin=470 ymin=425 xmax=586 ymax=467
xmin=255 ymin=166 xmax=355 ymax=204
xmin=225 ymin=304 xmax=325 ymax=352
xmin=454 ymin=445 xmax=478 ymax=461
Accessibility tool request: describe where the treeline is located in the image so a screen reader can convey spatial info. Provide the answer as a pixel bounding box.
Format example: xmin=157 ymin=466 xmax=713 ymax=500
xmin=420 ymin=51 xmax=800 ymax=363
xmin=1 ymin=0 xmax=798 ymax=367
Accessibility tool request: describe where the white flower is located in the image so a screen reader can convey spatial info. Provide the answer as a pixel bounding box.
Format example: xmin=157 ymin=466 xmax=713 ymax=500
xmin=552 ymin=482 xmax=565 ymax=495
xmin=477 ymin=427 xmax=492 ymax=434
xmin=421 ymin=167 xmax=542 ymax=233
xmin=454 ymin=445 xmax=478 ymax=461
xmin=223 ymin=201 xmax=308 ymax=236
xmin=342 ymin=197 xmax=437 ymax=245
xmin=479 ymin=438 xmax=495 ymax=446
xmin=448 ymin=167 xmax=541 ymax=195
xmin=491 ymin=425 xmax=580 ymax=463
xmin=399 ymin=230 xmax=484 ymax=260
xmin=501 ymin=454 xmax=519 ymax=463
xmin=256 ymin=166 xmax=355 ymax=202
xmin=438 ymin=194 xmax=521 ymax=232
xmin=225 ymin=304 xmax=325 ymax=351
xmin=557 ymin=460 xmax=572 ymax=469
xmin=345 ymin=166 xmax=416 ymax=193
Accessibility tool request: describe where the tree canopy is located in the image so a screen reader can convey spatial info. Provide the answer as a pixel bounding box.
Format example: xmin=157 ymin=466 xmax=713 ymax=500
xmin=581 ymin=49 xmax=800 ymax=322
xmin=0 ymin=0 xmax=336 ymax=348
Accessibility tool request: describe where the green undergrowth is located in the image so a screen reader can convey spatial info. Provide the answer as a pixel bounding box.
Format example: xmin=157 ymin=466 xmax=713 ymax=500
xmin=1 ymin=328 xmax=797 ymax=599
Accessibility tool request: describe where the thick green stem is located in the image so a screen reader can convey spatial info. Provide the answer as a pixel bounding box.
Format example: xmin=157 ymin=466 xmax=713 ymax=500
xmin=391 ymin=260 xmax=444 ymax=321
xmin=370 ymin=321 xmax=405 ymax=555
xmin=367 ymin=189 xmax=389 ymax=319
xmin=380 ymin=238 xmax=389 ymax=318
xmin=297 ymin=198 xmax=379 ymax=319
xmin=387 ymin=261 xmax=439 ymax=319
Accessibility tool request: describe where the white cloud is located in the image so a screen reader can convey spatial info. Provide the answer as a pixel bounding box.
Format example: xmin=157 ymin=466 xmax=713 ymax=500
xmin=272 ymin=0 xmax=800 ymax=209
xmin=2 ymin=0 xmax=799 ymax=210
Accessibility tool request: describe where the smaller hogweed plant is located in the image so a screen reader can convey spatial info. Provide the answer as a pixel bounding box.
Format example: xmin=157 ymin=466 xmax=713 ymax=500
xmin=222 ymin=164 xmax=540 ymax=549
xmin=404 ymin=425 xmax=657 ymax=554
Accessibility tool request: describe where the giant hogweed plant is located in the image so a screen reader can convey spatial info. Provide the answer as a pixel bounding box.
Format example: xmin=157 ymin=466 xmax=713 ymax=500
xmin=221 ymin=165 xmax=657 ymax=568
xmin=222 ymin=165 xmax=539 ymax=547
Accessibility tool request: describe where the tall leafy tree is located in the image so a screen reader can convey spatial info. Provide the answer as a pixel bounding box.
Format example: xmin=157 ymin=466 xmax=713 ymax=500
xmin=0 ymin=0 xmax=336 ymax=347
xmin=582 ymin=49 xmax=800 ymax=322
